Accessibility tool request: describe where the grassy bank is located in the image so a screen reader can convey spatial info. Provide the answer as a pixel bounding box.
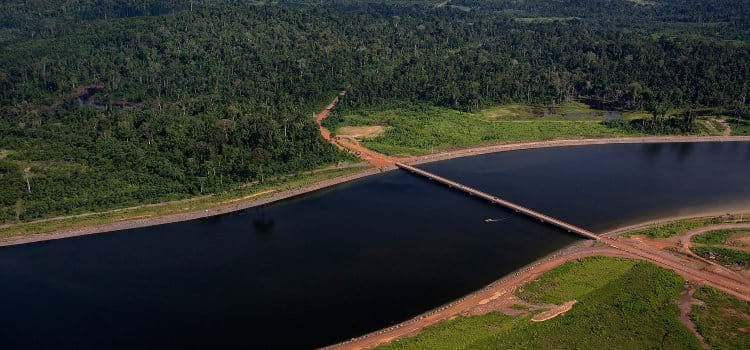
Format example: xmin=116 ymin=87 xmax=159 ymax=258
xmin=0 ymin=165 xmax=368 ymax=243
xmin=691 ymin=286 xmax=750 ymax=349
xmin=621 ymin=214 xmax=750 ymax=238
xmin=378 ymin=257 xmax=701 ymax=350
xmin=326 ymin=103 xmax=725 ymax=156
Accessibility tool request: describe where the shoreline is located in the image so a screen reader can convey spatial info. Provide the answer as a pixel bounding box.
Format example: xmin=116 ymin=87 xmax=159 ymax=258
xmin=323 ymin=209 xmax=750 ymax=350
xmin=1 ymin=135 xmax=749 ymax=248
xmin=321 ymin=240 xmax=604 ymax=350
xmin=0 ymin=166 xmax=389 ymax=248
xmin=604 ymin=209 xmax=750 ymax=237
xmin=404 ymin=135 xmax=750 ymax=165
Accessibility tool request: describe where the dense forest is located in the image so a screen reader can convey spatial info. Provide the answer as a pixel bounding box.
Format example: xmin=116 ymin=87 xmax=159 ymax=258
xmin=1 ymin=0 xmax=749 ymax=222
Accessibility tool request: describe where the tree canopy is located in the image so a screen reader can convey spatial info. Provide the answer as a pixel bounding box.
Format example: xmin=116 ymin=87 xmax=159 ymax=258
xmin=1 ymin=0 xmax=748 ymax=222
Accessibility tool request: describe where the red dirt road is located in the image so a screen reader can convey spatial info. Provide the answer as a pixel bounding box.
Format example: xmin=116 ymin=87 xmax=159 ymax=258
xmin=315 ymin=93 xmax=397 ymax=167
xmin=678 ymin=224 xmax=750 ymax=264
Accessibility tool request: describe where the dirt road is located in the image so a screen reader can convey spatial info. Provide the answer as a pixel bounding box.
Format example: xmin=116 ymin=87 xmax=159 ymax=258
xmin=720 ymin=119 xmax=732 ymax=136
xmin=315 ymin=92 xmax=397 ymax=167
xmin=678 ymin=284 xmax=710 ymax=350
xmin=678 ymin=224 xmax=750 ymax=277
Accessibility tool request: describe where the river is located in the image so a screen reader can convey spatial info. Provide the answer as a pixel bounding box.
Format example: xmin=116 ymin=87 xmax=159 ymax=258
xmin=0 ymin=142 xmax=749 ymax=349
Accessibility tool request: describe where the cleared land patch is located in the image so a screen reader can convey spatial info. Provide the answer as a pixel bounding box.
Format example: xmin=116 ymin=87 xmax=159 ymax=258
xmin=530 ymin=300 xmax=577 ymax=322
xmin=336 ymin=125 xmax=386 ymax=140
xmin=328 ymin=103 xmax=726 ymax=156
xmin=328 ymin=104 xmax=639 ymax=156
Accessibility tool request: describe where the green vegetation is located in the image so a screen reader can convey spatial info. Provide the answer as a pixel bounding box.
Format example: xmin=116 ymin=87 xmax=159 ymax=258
xmin=1 ymin=0 xmax=749 ymax=223
xmin=729 ymin=118 xmax=750 ymax=136
xmin=516 ymin=257 xmax=637 ymax=304
xmin=0 ymin=165 xmax=366 ymax=242
xmin=509 ymin=304 xmax=529 ymax=311
xmin=691 ymin=286 xmax=750 ymax=350
xmin=692 ymin=246 xmax=750 ymax=268
xmin=692 ymin=228 xmax=750 ymax=245
xmin=624 ymin=215 xmax=750 ymax=238
xmin=690 ymin=227 xmax=750 ymax=269
xmin=327 ymin=105 xmax=638 ymax=156
xmin=378 ymin=257 xmax=701 ymax=349
xmin=327 ymin=101 xmax=731 ymax=156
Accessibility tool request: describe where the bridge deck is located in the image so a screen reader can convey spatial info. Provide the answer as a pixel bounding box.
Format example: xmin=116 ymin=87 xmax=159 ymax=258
xmin=396 ymin=162 xmax=600 ymax=240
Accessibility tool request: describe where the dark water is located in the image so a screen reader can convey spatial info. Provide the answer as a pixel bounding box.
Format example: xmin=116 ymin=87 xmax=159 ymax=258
xmin=1 ymin=142 xmax=749 ymax=349
xmin=421 ymin=142 xmax=750 ymax=231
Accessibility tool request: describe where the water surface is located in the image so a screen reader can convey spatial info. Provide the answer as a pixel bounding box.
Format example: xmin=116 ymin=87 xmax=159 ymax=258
xmin=1 ymin=142 xmax=749 ymax=349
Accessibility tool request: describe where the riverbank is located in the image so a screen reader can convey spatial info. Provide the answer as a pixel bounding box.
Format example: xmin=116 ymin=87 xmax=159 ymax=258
xmin=324 ymin=211 xmax=750 ymax=350
xmin=0 ymin=165 xmax=381 ymax=247
xmin=1 ymin=136 xmax=749 ymax=248
xmin=404 ymin=135 xmax=750 ymax=166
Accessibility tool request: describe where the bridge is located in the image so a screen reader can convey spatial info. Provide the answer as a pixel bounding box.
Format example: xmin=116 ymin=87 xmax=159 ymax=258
xmin=396 ymin=162 xmax=601 ymax=240
xmin=316 ymin=92 xmax=600 ymax=240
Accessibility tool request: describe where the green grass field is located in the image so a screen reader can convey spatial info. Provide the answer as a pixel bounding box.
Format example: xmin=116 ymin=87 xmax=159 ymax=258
xmin=691 ymin=286 xmax=750 ymax=350
xmin=691 ymin=228 xmax=750 ymax=245
xmin=327 ymin=104 xmax=639 ymax=156
xmin=327 ymin=103 xmax=726 ymax=156
xmin=516 ymin=257 xmax=636 ymax=304
xmin=378 ymin=257 xmax=701 ymax=350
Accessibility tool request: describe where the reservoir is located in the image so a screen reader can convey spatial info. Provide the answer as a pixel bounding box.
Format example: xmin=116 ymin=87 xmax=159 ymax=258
xmin=1 ymin=142 xmax=749 ymax=349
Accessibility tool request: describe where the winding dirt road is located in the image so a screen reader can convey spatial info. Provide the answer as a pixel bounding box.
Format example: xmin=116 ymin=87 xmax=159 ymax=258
xmin=315 ymin=93 xmax=397 ymax=167
xmin=678 ymin=224 xmax=750 ymax=261
xmin=672 ymin=224 xmax=750 ymax=282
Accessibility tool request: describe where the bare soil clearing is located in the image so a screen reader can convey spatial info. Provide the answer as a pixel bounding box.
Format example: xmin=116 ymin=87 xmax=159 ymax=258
xmin=315 ymin=93 xmax=398 ymax=167
xmin=337 ymin=126 xmax=386 ymax=140
xmin=720 ymin=119 xmax=732 ymax=136
xmin=731 ymin=235 xmax=750 ymax=248
xmin=531 ymin=300 xmax=577 ymax=322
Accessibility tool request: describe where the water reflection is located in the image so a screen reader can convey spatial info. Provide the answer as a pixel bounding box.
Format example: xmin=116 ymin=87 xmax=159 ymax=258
xmin=675 ymin=142 xmax=695 ymax=161
xmin=251 ymin=208 xmax=275 ymax=235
